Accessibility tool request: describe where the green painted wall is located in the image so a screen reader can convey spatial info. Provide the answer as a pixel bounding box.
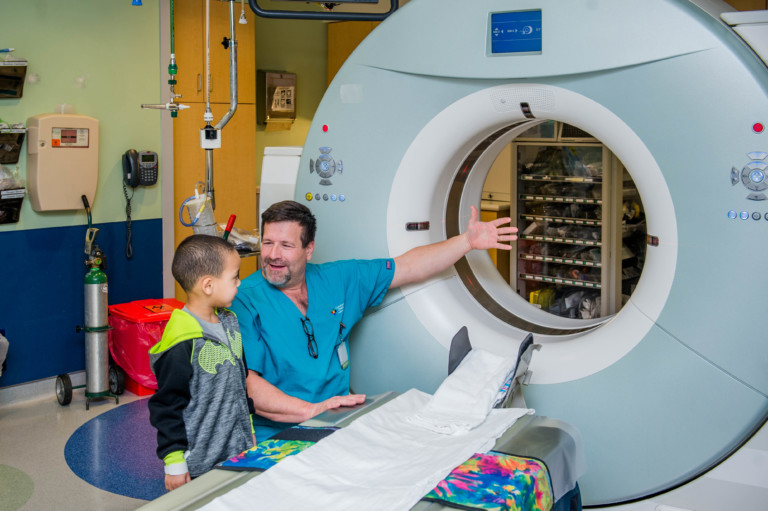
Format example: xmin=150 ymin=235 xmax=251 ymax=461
xmin=0 ymin=0 xmax=162 ymax=232
xmin=0 ymin=1 xmax=331 ymax=224
xmin=253 ymin=16 xmax=327 ymax=185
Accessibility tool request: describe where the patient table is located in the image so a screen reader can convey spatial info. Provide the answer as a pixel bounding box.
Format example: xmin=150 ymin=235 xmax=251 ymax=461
xmin=138 ymin=330 xmax=584 ymax=511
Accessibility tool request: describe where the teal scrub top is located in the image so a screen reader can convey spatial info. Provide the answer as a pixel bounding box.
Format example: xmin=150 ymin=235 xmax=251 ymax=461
xmin=230 ymin=258 xmax=395 ymax=439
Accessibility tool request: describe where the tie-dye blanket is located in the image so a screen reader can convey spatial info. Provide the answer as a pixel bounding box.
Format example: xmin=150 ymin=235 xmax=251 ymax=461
xmin=218 ymin=430 xmax=553 ymax=511
xmin=423 ymin=451 xmax=553 ymax=511
xmin=219 ymin=438 xmax=316 ymax=471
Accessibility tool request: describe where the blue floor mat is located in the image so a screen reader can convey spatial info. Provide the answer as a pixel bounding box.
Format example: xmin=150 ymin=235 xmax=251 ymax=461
xmin=64 ymin=398 xmax=165 ymax=501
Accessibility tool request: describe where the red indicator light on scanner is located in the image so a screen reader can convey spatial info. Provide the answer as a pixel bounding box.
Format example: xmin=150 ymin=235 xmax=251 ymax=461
xmin=753 ymin=123 xmax=764 ymax=133
xmin=322 ymin=125 xmax=329 ymax=132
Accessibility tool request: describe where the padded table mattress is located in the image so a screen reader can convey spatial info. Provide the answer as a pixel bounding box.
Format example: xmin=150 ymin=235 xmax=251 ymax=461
xmin=138 ymin=392 xmax=584 ymax=511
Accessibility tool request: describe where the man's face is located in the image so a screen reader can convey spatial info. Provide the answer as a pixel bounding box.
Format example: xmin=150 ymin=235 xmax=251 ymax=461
xmin=260 ymin=221 xmax=314 ymax=288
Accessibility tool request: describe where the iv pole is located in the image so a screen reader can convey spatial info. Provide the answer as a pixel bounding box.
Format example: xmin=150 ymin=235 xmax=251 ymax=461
xmin=201 ymin=0 xmax=240 ymax=211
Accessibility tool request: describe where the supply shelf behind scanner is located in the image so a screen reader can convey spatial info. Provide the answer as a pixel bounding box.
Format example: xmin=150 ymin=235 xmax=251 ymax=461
xmin=504 ymin=123 xmax=646 ymax=319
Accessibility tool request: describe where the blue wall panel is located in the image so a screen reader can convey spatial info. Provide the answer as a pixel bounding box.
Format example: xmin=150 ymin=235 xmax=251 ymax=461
xmin=0 ymin=219 xmax=163 ymax=387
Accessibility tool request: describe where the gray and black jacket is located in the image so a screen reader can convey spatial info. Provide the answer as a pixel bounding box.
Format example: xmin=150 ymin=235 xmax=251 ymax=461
xmin=148 ymin=307 xmax=252 ymax=477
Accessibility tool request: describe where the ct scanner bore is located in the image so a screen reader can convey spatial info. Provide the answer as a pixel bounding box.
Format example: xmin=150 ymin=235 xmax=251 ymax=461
xmin=293 ymin=0 xmax=768 ymax=505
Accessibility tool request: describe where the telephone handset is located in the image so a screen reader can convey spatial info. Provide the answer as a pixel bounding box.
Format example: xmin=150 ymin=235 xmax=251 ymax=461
xmin=122 ymin=149 xmax=158 ymax=187
xmin=121 ymin=149 xmax=158 ymax=260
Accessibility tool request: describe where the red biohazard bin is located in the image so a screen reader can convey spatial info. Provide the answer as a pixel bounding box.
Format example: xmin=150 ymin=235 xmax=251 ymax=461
xmin=108 ymin=298 xmax=185 ymax=396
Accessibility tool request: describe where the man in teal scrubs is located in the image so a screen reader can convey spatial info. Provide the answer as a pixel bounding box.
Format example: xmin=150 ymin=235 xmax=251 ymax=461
xmin=231 ymin=200 xmax=516 ymax=440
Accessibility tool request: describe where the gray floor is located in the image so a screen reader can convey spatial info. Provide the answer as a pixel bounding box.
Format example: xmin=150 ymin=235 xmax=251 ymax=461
xmin=4 ymin=374 xmax=767 ymax=511
xmin=0 ymin=374 xmax=149 ymax=511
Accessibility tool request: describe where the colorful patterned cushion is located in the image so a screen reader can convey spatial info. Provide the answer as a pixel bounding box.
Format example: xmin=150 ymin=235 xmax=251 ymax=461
xmin=218 ymin=428 xmax=554 ymax=511
xmin=423 ymin=451 xmax=554 ymax=511
xmin=219 ymin=438 xmax=315 ymax=471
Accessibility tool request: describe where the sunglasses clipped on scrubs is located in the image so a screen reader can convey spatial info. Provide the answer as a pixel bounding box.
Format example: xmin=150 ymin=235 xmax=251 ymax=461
xmin=300 ymin=317 xmax=319 ymax=359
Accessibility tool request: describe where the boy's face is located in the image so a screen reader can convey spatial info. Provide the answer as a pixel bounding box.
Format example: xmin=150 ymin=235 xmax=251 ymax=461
xmin=211 ymin=250 xmax=241 ymax=308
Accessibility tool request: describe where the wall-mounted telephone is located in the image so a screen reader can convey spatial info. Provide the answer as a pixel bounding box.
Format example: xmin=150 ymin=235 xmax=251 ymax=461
xmin=121 ymin=149 xmax=158 ymax=260
xmin=122 ymin=149 xmax=158 ymax=187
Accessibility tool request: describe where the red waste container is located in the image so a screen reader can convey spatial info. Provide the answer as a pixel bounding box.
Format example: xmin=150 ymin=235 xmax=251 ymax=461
xmin=108 ymin=298 xmax=185 ymax=395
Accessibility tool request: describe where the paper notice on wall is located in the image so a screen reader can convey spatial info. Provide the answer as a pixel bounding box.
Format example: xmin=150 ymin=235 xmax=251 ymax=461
xmin=271 ymin=87 xmax=295 ymax=113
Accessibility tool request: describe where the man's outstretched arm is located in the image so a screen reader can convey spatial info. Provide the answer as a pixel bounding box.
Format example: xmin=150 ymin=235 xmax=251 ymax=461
xmin=390 ymin=205 xmax=517 ymax=289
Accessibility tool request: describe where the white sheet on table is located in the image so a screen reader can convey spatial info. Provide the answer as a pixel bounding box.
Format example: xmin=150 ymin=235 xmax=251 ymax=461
xmin=405 ymin=349 xmax=518 ymax=435
xmin=200 ymin=388 xmax=533 ymax=511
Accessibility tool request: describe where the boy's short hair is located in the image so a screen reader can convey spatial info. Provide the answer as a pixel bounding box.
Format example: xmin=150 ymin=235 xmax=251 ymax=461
xmin=172 ymin=234 xmax=237 ymax=292
xmin=261 ymin=200 xmax=316 ymax=248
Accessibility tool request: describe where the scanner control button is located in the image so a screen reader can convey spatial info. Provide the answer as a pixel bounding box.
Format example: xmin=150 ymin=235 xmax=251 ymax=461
xmin=742 ymin=162 xmax=768 ymax=191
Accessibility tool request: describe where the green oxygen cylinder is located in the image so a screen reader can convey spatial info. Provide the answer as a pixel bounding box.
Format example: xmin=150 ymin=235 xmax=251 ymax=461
xmin=83 ymin=264 xmax=109 ymax=395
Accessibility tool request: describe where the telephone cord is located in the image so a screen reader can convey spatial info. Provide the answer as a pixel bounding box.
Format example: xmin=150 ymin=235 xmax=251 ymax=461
xmin=123 ymin=182 xmax=135 ymax=259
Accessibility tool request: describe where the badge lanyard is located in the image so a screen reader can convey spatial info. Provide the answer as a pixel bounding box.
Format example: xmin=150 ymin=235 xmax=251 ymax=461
xmin=336 ymin=322 xmax=348 ymax=370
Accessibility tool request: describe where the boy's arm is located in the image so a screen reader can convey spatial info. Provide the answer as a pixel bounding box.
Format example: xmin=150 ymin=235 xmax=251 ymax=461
xmin=148 ymin=342 xmax=194 ymax=480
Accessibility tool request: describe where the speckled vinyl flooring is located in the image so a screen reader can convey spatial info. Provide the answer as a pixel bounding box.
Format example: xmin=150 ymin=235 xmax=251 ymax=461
xmin=0 ymin=384 xmax=165 ymax=511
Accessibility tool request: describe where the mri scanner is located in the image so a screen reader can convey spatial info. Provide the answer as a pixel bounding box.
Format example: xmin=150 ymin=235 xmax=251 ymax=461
xmin=144 ymin=0 xmax=768 ymax=509
xmin=295 ymin=0 xmax=768 ymax=507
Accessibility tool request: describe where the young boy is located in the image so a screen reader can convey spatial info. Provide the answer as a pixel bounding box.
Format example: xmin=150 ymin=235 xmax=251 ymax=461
xmin=149 ymin=234 xmax=253 ymax=491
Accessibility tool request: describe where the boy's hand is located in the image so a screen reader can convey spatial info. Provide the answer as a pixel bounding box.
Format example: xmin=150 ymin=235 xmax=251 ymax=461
xmin=165 ymin=472 xmax=191 ymax=491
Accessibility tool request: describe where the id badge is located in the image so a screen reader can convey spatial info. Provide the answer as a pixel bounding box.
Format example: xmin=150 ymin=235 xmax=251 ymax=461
xmin=337 ymin=340 xmax=349 ymax=370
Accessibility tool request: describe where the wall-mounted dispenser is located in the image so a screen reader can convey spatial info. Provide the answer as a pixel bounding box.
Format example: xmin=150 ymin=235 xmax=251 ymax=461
xmin=26 ymin=113 xmax=99 ymax=211
xmin=257 ymin=70 xmax=296 ymax=131
xmin=0 ymin=123 xmax=26 ymax=164
xmin=0 ymin=54 xmax=28 ymax=99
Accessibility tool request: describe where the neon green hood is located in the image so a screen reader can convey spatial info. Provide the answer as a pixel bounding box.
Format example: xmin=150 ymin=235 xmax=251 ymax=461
xmin=149 ymin=309 xmax=203 ymax=355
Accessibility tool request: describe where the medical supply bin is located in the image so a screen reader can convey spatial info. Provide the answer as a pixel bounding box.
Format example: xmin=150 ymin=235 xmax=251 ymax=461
xmin=108 ymin=298 xmax=184 ymax=395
